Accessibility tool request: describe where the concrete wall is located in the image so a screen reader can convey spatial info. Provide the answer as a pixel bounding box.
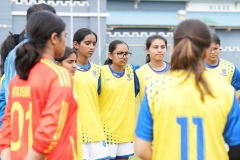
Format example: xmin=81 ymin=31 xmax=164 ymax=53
xmin=0 ymin=0 xmax=107 ymax=64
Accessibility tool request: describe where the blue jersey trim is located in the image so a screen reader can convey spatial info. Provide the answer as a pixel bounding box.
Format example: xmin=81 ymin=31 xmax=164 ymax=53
xmin=116 ymin=153 xmax=134 ymax=158
xmin=98 ymin=75 xmax=101 ymax=95
xmin=205 ymin=58 xmax=220 ymax=69
xmin=223 ymin=92 xmax=240 ymax=146
xmin=131 ymin=64 xmax=140 ymax=96
xmin=96 ymin=156 xmax=111 ymax=160
xmin=231 ymin=67 xmax=240 ymax=91
xmin=135 ymin=93 xmax=153 ymax=141
xmin=76 ymin=61 xmax=90 ymax=72
xmin=148 ymin=62 xmax=170 ymax=74
xmin=108 ymin=65 xmax=125 ymax=78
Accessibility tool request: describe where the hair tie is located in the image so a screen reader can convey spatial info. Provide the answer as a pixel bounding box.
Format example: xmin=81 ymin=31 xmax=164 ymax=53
xmin=184 ymin=35 xmax=191 ymax=40
xmin=13 ymin=34 xmax=20 ymax=44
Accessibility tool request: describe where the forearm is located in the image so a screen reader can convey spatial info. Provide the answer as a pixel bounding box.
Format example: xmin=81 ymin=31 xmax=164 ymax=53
xmin=25 ymin=148 xmax=46 ymax=160
xmin=135 ymin=137 xmax=152 ymax=160
xmin=1 ymin=147 xmax=11 ymax=160
xmin=136 ymin=147 xmax=152 ymax=160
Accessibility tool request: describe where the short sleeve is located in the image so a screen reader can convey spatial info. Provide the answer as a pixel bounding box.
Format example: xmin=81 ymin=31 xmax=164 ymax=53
xmin=231 ymin=67 xmax=240 ymax=91
xmin=131 ymin=64 xmax=140 ymax=96
xmin=135 ymin=93 xmax=153 ymax=141
xmin=223 ymin=94 xmax=240 ymax=146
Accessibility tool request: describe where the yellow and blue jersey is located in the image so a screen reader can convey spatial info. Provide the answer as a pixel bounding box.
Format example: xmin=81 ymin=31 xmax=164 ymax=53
xmin=135 ymin=70 xmax=240 ymax=160
xmin=205 ymin=58 xmax=240 ymax=90
xmin=73 ymin=61 xmax=106 ymax=142
xmin=98 ymin=64 xmax=139 ymax=144
xmin=136 ymin=62 xmax=170 ymax=102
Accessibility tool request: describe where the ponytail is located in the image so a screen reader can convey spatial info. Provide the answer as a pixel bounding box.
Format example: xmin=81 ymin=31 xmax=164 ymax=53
xmin=145 ymin=54 xmax=150 ymax=64
xmin=104 ymin=58 xmax=112 ymax=65
xmin=171 ymin=36 xmax=213 ymax=101
xmin=15 ymin=42 xmax=42 ymax=80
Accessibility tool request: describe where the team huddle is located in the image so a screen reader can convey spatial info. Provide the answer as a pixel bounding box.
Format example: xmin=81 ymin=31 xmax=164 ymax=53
xmin=0 ymin=3 xmax=240 ymax=160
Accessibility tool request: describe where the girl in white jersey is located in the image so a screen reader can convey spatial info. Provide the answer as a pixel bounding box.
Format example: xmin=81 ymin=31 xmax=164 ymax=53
xmin=136 ymin=35 xmax=170 ymax=102
xmin=99 ymin=40 xmax=139 ymax=160
xmin=73 ymin=28 xmax=109 ymax=160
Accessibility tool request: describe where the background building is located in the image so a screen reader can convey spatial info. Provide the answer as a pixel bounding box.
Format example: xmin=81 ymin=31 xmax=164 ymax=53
xmin=0 ymin=0 xmax=240 ymax=68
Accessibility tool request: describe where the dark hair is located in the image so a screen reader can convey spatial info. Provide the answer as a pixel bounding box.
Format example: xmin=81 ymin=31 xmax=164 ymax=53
xmin=145 ymin=35 xmax=167 ymax=63
xmin=0 ymin=30 xmax=25 ymax=76
xmin=104 ymin=40 xmax=129 ymax=65
xmin=15 ymin=11 xmax=66 ymax=80
xmin=211 ymin=33 xmax=220 ymax=46
xmin=170 ymin=19 xmax=212 ymax=101
xmin=73 ymin=28 xmax=97 ymax=45
xmin=55 ymin=46 xmax=77 ymax=63
xmin=27 ymin=3 xmax=56 ymax=21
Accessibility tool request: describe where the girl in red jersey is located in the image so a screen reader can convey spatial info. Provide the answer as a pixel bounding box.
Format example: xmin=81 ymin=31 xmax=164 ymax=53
xmin=0 ymin=11 xmax=82 ymax=160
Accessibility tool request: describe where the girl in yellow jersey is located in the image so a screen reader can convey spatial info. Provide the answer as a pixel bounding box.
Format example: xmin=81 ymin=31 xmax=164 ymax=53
xmin=205 ymin=33 xmax=240 ymax=91
xmin=73 ymin=28 xmax=110 ymax=160
xmin=135 ymin=19 xmax=240 ymax=160
xmin=99 ymin=40 xmax=139 ymax=160
xmin=136 ymin=35 xmax=170 ymax=102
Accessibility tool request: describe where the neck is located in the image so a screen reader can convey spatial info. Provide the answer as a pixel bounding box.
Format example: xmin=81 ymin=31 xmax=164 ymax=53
xmin=77 ymin=54 xmax=88 ymax=65
xmin=149 ymin=60 xmax=166 ymax=70
xmin=206 ymin=58 xmax=218 ymax=66
xmin=42 ymin=48 xmax=54 ymax=61
xmin=111 ymin=64 xmax=124 ymax=72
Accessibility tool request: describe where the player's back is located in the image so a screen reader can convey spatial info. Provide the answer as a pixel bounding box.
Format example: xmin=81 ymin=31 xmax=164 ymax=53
xmin=5 ymin=57 xmax=80 ymax=159
xmin=147 ymin=70 xmax=236 ymax=160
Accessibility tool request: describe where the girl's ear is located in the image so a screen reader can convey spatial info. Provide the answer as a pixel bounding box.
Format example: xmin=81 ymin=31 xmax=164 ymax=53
xmin=55 ymin=61 xmax=61 ymax=66
xmin=50 ymin=32 xmax=58 ymax=45
xmin=73 ymin=41 xmax=79 ymax=50
xmin=108 ymin=52 xmax=113 ymax=60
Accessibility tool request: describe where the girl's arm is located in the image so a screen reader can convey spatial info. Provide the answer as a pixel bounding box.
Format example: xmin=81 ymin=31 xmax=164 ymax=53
xmin=135 ymin=137 xmax=152 ymax=160
xmin=1 ymin=147 xmax=11 ymax=160
xmin=25 ymin=148 xmax=45 ymax=160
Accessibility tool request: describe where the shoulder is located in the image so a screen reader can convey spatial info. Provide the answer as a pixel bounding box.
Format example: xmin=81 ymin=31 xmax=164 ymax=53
xmin=136 ymin=64 xmax=148 ymax=74
xmin=90 ymin=61 xmax=101 ymax=70
xmin=129 ymin=64 xmax=140 ymax=71
xmin=39 ymin=58 xmax=72 ymax=86
xmin=220 ymin=58 xmax=235 ymax=68
xmin=100 ymin=65 xmax=109 ymax=71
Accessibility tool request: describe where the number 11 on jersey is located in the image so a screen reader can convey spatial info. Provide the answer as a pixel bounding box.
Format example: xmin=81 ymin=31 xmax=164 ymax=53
xmin=177 ymin=117 xmax=204 ymax=160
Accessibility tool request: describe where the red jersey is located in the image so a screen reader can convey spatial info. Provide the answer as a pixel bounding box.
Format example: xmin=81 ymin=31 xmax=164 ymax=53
xmin=0 ymin=57 xmax=82 ymax=159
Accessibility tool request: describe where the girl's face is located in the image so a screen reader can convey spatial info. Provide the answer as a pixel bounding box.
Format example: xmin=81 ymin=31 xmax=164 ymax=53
xmin=108 ymin=43 xmax=130 ymax=67
xmin=74 ymin=34 xmax=96 ymax=59
xmin=54 ymin=30 xmax=67 ymax=58
xmin=147 ymin=39 xmax=166 ymax=62
xmin=57 ymin=53 xmax=77 ymax=76
xmin=206 ymin=42 xmax=220 ymax=62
